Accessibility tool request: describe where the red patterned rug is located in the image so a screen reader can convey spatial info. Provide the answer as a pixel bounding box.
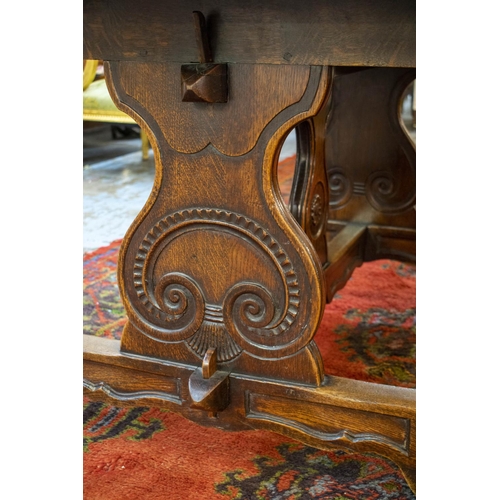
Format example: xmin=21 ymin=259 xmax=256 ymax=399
xmin=84 ymin=155 xmax=416 ymax=499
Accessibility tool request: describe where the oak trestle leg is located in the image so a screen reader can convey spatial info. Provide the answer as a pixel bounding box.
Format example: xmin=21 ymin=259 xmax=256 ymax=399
xmin=84 ymin=62 xmax=416 ymax=492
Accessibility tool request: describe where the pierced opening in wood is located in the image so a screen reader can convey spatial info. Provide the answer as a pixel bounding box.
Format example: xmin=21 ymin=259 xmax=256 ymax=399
xmin=400 ymin=79 xmax=416 ymax=144
xmin=288 ymin=121 xmax=313 ymax=225
xmin=276 ymin=127 xmax=298 ymax=208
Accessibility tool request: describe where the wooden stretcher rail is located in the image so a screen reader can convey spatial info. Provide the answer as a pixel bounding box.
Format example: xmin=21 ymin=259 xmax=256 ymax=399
xmin=84 ymin=335 xmax=416 ymax=490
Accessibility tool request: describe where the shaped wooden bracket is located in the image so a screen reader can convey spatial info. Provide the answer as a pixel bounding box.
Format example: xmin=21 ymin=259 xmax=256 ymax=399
xmin=181 ymin=11 xmax=228 ymax=103
xmin=189 ymin=348 xmax=230 ymax=415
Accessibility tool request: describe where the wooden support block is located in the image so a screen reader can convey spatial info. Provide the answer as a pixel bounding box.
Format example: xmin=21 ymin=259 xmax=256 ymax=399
xmin=181 ymin=63 xmax=228 ymax=103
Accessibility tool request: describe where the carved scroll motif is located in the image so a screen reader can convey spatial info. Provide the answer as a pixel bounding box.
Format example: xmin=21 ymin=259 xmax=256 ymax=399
xmin=104 ymin=61 xmax=331 ymax=381
xmin=130 ymin=208 xmax=304 ymax=361
xmin=83 ymin=8 xmax=416 ymax=489
xmin=326 ymin=67 xmax=416 ymax=223
xmin=328 ymin=169 xmax=352 ymax=208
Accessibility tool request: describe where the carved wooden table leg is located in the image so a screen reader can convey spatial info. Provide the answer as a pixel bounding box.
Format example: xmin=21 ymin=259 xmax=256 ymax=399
xmin=322 ymin=66 xmax=416 ymax=301
xmin=109 ymin=61 xmax=330 ymax=384
xmin=84 ymin=61 xmax=416 ymax=492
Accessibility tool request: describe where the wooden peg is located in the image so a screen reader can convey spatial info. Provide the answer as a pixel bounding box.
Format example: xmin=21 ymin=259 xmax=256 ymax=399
xmin=189 ymin=347 xmax=230 ymax=413
xmin=181 ymin=11 xmax=228 ymax=103
xmin=192 ymin=11 xmax=212 ymax=64
xmin=202 ymin=347 xmax=217 ymax=379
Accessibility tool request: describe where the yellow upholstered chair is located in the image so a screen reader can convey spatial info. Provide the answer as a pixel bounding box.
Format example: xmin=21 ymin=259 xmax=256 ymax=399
xmin=83 ymin=60 xmax=150 ymax=160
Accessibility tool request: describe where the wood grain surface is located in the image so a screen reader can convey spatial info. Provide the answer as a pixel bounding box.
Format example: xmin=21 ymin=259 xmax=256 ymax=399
xmin=83 ymin=0 xmax=415 ymax=68
xmin=83 ymin=1 xmax=416 ymax=491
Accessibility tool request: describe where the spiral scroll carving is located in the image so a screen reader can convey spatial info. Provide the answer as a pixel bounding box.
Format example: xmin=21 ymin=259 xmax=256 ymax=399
xmin=328 ymin=169 xmax=352 ymax=208
xmin=130 ymin=209 xmax=306 ymax=357
xmin=366 ymin=170 xmax=415 ymax=213
xmin=150 ymin=272 xmax=205 ymax=338
xmin=225 ymin=283 xmax=275 ymax=331
xmin=222 ymin=281 xmax=302 ymax=357
xmin=133 ymin=272 xmax=205 ymax=342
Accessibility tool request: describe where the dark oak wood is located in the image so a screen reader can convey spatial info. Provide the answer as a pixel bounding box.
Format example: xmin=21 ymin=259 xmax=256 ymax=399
xmin=181 ymin=63 xmax=228 ymax=103
xmin=325 ymin=67 xmax=416 ymax=232
xmin=192 ymin=11 xmax=212 ymax=64
xmin=323 ymin=223 xmax=366 ymax=302
xmin=106 ymin=61 xmax=330 ymax=386
xmin=83 ymin=0 xmax=415 ymax=68
xmin=84 ymin=336 xmax=416 ymax=490
xmin=181 ymin=12 xmax=228 ymax=103
xmin=83 ymin=0 xmax=416 ymax=492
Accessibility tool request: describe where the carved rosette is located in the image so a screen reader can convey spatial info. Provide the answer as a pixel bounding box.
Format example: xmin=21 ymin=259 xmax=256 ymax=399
xmin=310 ymin=194 xmax=323 ymax=227
xmin=129 ymin=209 xmax=303 ymax=361
xmin=308 ymin=182 xmax=327 ymax=239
